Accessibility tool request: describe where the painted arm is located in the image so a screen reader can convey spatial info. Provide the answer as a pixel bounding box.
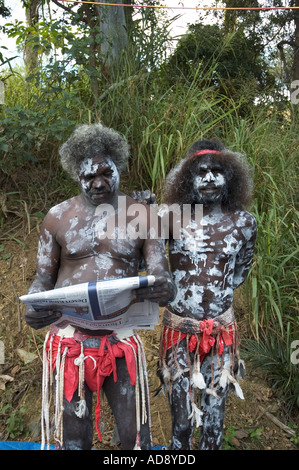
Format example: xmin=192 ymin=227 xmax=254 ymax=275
xmin=24 ymin=212 xmax=62 ymax=329
xmin=140 ymin=237 xmax=177 ymax=306
xmin=134 ymin=204 xmax=176 ymax=306
xmin=233 ymin=214 xmax=257 ymax=289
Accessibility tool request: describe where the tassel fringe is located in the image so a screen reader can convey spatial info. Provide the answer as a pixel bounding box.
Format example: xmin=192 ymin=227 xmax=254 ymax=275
xmin=74 ymin=399 xmax=88 ymax=418
xmin=188 ymin=402 xmax=203 ymax=427
xmin=192 ymin=359 xmax=206 ymax=389
xmin=120 ymin=334 xmax=152 ymax=449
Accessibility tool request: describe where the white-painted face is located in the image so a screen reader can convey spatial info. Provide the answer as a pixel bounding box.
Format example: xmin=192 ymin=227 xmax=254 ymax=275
xmin=193 ymin=156 xmax=226 ymax=206
xmin=79 ymin=156 xmax=120 ymax=206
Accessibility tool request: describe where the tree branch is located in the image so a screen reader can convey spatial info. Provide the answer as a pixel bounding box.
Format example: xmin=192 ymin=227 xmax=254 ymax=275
xmin=258 ymin=406 xmax=296 ymax=437
xmin=50 ymin=0 xmax=74 ymax=15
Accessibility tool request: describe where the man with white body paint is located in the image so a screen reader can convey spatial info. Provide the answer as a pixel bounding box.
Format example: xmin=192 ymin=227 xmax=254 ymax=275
xmin=158 ymin=139 xmax=257 ymax=450
xmin=24 ymin=123 xmax=176 ymax=450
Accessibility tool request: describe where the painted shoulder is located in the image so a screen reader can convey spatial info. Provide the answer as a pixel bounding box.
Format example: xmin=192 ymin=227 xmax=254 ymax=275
xmin=234 ymin=209 xmax=256 ymax=227
xmin=234 ymin=210 xmax=257 ymax=244
xmin=47 ymin=196 xmax=81 ymax=220
xmin=40 ymin=196 xmax=81 ymax=236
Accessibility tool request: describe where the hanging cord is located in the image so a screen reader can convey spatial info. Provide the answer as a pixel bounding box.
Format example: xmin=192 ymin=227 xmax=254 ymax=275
xmin=120 ymin=334 xmax=151 ymax=450
xmin=134 ymin=334 xmax=151 ymax=427
xmin=54 ymin=346 xmax=68 ymax=447
xmin=60 ymin=1 xmax=299 ymax=11
xmin=74 ymin=343 xmax=93 ymax=419
xmin=120 ymin=337 xmax=141 ymax=449
xmin=41 ymin=332 xmax=51 ymax=450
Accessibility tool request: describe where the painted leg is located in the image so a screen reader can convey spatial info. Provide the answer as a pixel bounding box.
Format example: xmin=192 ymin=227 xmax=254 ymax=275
xmin=169 ymin=373 xmax=193 ymax=449
xmin=198 ymin=347 xmax=230 ymax=450
xmin=103 ymin=357 xmax=152 ymax=450
xmin=165 ymin=339 xmax=193 ymax=450
xmin=62 ymin=385 xmax=93 ymax=450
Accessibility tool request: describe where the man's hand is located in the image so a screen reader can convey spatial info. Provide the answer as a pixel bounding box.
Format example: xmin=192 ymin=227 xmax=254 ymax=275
xmin=24 ymin=307 xmax=61 ymax=330
xmin=134 ymin=274 xmax=177 ymax=307
xmin=131 ymin=190 xmax=156 ymax=205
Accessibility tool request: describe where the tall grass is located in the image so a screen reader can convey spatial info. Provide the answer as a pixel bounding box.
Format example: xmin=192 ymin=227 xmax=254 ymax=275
xmin=98 ymin=56 xmax=239 ymax=196
xmin=218 ymin=111 xmax=298 ymax=411
xmin=219 ymin=112 xmax=298 ymax=337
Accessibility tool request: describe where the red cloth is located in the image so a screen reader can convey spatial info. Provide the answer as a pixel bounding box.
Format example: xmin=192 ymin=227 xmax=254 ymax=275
xmin=46 ymin=334 xmax=138 ymax=440
xmin=162 ymin=319 xmax=234 ymax=362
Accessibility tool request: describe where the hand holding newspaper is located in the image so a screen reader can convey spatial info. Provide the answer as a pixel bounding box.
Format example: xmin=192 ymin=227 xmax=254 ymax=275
xmin=19 ymin=275 xmax=159 ymax=330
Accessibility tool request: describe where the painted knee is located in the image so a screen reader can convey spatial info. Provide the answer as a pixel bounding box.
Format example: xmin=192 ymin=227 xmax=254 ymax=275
xmin=198 ymin=397 xmax=226 ymax=450
xmin=198 ymin=426 xmax=224 ymax=450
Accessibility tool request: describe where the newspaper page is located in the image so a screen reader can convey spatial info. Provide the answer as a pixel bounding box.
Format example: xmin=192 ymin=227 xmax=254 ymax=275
xmin=19 ymin=275 xmax=159 ymax=330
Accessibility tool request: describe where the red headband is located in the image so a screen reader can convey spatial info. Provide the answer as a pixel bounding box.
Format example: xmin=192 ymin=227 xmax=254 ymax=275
xmin=189 ymin=149 xmax=221 ymax=158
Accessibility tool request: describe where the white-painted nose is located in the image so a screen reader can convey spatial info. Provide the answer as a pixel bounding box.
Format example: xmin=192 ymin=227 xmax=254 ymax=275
xmin=203 ymin=171 xmax=215 ymax=182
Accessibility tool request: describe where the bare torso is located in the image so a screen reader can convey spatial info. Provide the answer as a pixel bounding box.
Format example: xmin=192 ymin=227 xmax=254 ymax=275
xmin=53 ymin=195 xmax=143 ymax=287
xmin=168 ymin=208 xmax=256 ymax=320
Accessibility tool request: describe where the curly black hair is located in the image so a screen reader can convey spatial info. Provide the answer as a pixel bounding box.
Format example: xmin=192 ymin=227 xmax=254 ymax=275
xmin=164 ymin=139 xmax=254 ymax=210
xmin=59 ymin=123 xmax=130 ymax=181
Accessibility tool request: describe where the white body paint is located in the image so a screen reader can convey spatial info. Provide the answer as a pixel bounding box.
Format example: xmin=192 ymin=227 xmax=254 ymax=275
xmin=169 ymin=209 xmax=256 ymax=320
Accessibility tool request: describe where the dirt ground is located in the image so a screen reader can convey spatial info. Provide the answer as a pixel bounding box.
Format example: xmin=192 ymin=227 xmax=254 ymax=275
xmin=0 ymin=229 xmax=298 ymax=451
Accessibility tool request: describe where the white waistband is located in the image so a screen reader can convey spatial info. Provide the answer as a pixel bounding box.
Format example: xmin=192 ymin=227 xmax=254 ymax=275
xmin=54 ymin=325 xmax=135 ymax=341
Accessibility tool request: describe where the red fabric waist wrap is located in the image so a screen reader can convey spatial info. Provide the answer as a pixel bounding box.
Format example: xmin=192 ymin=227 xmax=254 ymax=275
xmin=162 ymin=319 xmax=235 ymax=362
xmin=45 ymin=333 xmax=138 ymax=441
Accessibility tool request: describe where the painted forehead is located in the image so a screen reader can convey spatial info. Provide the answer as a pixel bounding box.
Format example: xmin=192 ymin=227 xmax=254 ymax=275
xmin=79 ymin=156 xmax=118 ymax=176
xmin=195 ymin=155 xmax=224 ymax=170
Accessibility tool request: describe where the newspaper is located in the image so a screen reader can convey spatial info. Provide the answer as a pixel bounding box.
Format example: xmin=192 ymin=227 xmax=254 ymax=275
xmin=19 ymin=275 xmax=159 ymax=330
